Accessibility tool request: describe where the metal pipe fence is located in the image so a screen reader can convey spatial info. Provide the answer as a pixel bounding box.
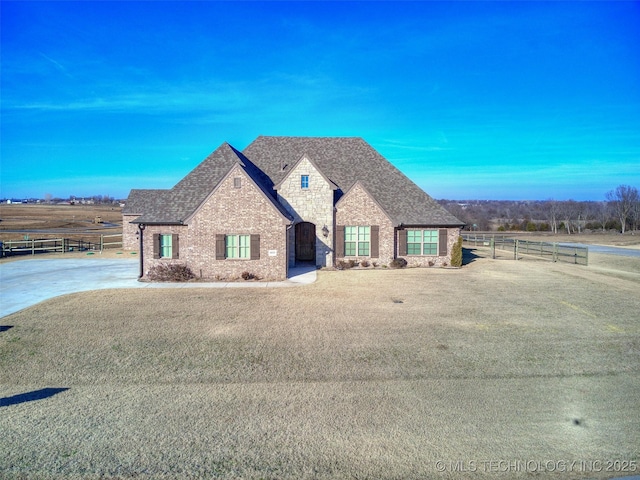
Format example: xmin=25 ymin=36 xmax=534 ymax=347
xmin=461 ymin=234 xmax=588 ymax=266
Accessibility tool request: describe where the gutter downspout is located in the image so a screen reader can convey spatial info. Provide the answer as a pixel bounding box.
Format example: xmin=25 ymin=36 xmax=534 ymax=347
xmin=138 ymin=224 xmax=146 ymax=279
xmin=285 ymin=223 xmax=293 ymax=279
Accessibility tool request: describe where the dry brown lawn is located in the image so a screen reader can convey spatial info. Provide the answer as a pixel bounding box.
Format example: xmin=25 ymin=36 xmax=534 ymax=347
xmin=1 ymin=251 xmax=639 ymax=479
xmin=0 ymin=204 xmax=122 ymax=242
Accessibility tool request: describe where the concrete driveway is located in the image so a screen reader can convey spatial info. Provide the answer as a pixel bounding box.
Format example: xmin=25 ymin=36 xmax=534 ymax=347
xmin=0 ymin=257 xmax=316 ymax=318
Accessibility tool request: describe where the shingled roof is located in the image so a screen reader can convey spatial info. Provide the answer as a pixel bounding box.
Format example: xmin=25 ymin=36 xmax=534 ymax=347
xmin=243 ymin=136 xmax=463 ymax=226
xmin=126 ymin=136 xmax=463 ymax=227
xmin=122 ymin=189 xmax=168 ymax=215
xmin=129 ymin=142 xmax=291 ymax=224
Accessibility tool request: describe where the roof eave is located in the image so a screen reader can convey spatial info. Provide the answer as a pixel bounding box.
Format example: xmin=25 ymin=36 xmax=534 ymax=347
xmin=397 ymin=222 xmax=466 ymax=228
xmin=130 ymin=218 xmax=185 ymax=226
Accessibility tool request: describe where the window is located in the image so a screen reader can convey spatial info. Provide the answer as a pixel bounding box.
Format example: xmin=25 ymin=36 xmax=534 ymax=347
xmin=301 ymin=175 xmax=309 ymax=189
xmin=216 ymin=234 xmax=260 ymax=260
xmin=407 ymin=230 xmax=438 ymax=255
xmin=344 ymin=226 xmax=370 ymax=256
xmin=233 ymin=177 xmax=242 ymax=188
xmin=160 ymin=234 xmax=173 ymax=258
xmin=226 ymin=234 xmax=250 ymax=259
xmin=153 ymin=234 xmax=179 ymax=259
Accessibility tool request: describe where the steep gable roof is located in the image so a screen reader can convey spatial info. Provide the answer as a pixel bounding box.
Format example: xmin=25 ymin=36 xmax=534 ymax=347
xmin=243 ymin=136 xmax=463 ymax=226
xmin=131 ymin=142 xmax=292 ymax=225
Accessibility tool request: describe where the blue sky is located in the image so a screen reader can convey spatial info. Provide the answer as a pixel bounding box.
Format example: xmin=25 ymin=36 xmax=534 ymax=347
xmin=2 ymin=1 xmax=639 ymax=201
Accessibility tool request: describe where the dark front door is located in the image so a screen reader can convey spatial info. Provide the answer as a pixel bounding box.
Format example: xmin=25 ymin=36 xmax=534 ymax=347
xmin=295 ymin=222 xmax=316 ymax=262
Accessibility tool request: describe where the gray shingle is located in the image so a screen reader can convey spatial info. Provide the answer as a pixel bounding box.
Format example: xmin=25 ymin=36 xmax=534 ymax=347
xmin=122 ymin=189 xmax=167 ymax=215
xmin=126 ymin=137 xmax=463 ymax=227
xmin=129 ymin=142 xmax=292 ymax=224
xmin=243 ymin=136 xmax=464 ymax=226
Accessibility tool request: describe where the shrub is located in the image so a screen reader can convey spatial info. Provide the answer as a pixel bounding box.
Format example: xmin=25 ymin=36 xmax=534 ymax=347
xmin=451 ymin=236 xmax=463 ymax=267
xmin=390 ymin=257 xmax=407 ymax=269
xmin=241 ymin=271 xmax=256 ymax=280
xmin=337 ymin=259 xmax=358 ymax=270
xmin=148 ymin=263 xmax=195 ymax=282
xmin=360 ymin=260 xmax=370 ymax=268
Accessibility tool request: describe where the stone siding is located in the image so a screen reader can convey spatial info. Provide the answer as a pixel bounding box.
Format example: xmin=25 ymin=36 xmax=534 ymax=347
xmin=276 ymin=156 xmax=334 ymax=267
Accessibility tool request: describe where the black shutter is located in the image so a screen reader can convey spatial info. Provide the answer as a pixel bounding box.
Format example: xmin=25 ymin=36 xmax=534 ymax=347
xmin=439 ymin=229 xmax=448 ymax=256
xmin=172 ymin=234 xmax=179 ymax=259
xmin=335 ymin=225 xmax=344 ymax=257
xmin=250 ymin=234 xmax=260 ymax=260
xmin=398 ymin=229 xmax=407 ymax=256
xmin=370 ymin=225 xmax=379 ymax=258
xmin=153 ymin=234 xmax=160 ymax=259
xmin=215 ymin=234 xmax=226 ymax=260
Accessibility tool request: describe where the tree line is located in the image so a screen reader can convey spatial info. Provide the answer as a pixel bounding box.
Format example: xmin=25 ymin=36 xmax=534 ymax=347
xmin=439 ymin=185 xmax=639 ymax=234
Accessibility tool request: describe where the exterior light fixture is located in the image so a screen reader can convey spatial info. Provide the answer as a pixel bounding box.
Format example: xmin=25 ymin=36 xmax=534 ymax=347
xmin=322 ymin=225 xmax=329 ymax=238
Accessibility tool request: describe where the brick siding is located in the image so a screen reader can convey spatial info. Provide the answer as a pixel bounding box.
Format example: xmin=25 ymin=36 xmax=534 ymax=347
xmin=122 ymin=215 xmax=140 ymax=251
xmin=399 ymin=227 xmax=460 ymax=267
xmin=335 ymin=182 xmax=395 ymax=265
xmin=139 ymin=165 xmax=289 ymax=281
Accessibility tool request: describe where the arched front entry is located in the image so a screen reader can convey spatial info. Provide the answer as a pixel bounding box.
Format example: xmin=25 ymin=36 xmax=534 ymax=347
xmin=295 ymin=222 xmax=316 ymax=263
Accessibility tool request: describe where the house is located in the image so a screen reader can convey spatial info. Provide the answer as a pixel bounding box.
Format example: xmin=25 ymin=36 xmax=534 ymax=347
xmin=123 ymin=136 xmax=464 ymax=280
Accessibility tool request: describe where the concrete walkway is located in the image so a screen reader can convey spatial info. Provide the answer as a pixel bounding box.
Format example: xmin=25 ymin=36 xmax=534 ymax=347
xmin=0 ymin=257 xmax=316 ymax=318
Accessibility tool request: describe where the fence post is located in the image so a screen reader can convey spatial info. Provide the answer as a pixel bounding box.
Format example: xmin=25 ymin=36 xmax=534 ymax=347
xmin=100 ymin=234 xmax=104 ymax=252
xmin=31 ymin=238 xmax=35 ymax=255
xmin=553 ymin=243 xmax=558 ymax=262
xmin=490 ymin=237 xmax=495 ymax=259
xmin=514 ymin=239 xmax=518 ymax=260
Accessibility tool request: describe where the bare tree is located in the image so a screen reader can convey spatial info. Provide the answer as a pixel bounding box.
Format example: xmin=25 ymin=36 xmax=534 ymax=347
xmin=606 ymin=185 xmax=639 ymax=234
xmin=594 ymin=201 xmax=610 ymax=232
xmin=631 ymin=197 xmax=640 ymax=232
xmin=562 ymin=200 xmax=579 ymax=234
xmin=546 ymin=199 xmax=560 ymax=234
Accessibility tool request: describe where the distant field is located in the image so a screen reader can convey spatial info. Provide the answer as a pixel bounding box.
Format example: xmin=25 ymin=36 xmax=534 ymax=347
xmin=0 ymin=204 xmax=122 ymax=242
xmin=1 ymin=252 xmax=638 ymax=479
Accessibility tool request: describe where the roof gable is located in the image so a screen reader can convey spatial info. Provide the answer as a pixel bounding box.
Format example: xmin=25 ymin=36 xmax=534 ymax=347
xmin=243 ymin=136 xmax=464 ymax=226
xmin=132 ymin=143 xmax=251 ymax=224
xmin=273 ymin=154 xmax=338 ymax=191
xmin=184 ymin=162 xmax=292 ymax=225
xmin=335 ymin=180 xmax=393 ymax=222
xmin=127 ymin=136 xmax=464 ymax=227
